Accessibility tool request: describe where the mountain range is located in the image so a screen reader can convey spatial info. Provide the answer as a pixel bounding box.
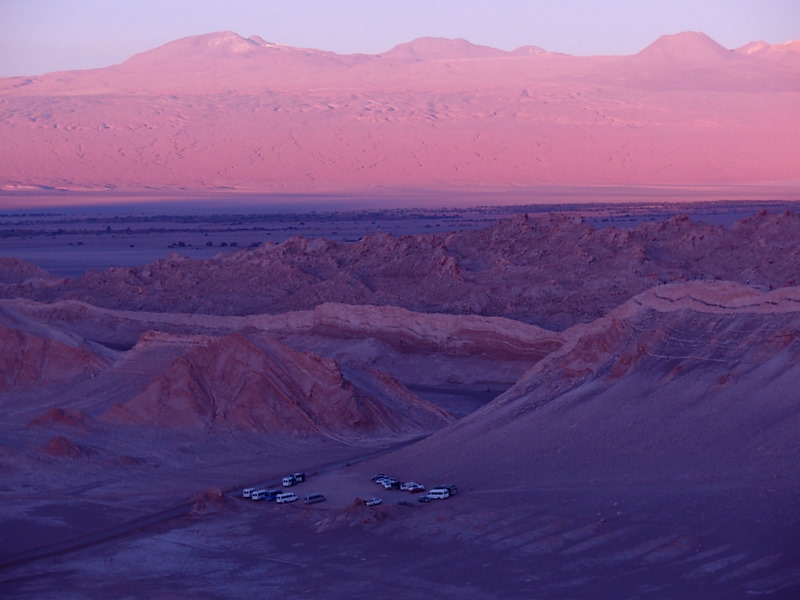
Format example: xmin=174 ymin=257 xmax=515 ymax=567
xmin=1 ymin=31 xmax=798 ymax=195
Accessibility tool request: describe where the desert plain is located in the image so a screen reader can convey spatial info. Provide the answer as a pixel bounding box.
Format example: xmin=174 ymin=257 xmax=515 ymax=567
xmin=1 ymin=27 xmax=800 ymax=600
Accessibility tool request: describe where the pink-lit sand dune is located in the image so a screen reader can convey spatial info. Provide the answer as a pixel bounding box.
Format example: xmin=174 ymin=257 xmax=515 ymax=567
xmin=1 ymin=31 xmax=798 ymax=196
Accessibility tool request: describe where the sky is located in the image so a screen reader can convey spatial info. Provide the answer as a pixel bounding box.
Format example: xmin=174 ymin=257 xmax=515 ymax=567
xmin=1 ymin=0 xmax=799 ymax=77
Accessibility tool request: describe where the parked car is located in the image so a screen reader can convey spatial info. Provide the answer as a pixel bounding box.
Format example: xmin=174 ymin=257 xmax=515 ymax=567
xmin=435 ymin=484 xmax=458 ymax=496
xmin=364 ymin=498 xmax=382 ymax=506
xmin=276 ymin=492 xmax=298 ymax=504
xmin=380 ymin=479 xmax=401 ymax=490
xmin=242 ymin=488 xmax=256 ymax=499
xmin=303 ymin=493 xmax=325 ymax=504
xmin=371 ymin=473 xmax=387 ymax=482
xmin=400 ymin=482 xmax=425 ymax=493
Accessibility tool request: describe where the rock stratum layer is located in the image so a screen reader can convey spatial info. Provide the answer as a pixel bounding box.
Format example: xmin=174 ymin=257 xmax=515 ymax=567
xmin=1 ymin=31 xmax=798 ymax=192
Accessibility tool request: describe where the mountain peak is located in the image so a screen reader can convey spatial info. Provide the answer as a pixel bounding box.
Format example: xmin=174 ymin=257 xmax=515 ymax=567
xmin=201 ymin=31 xmax=264 ymax=53
xmin=510 ymin=45 xmax=548 ymax=57
xmin=381 ymin=37 xmax=506 ymax=60
xmin=124 ymin=31 xmax=267 ymax=66
xmin=636 ymin=31 xmax=734 ymax=62
xmin=735 ymin=39 xmax=800 ymax=65
xmin=736 ymin=40 xmax=771 ymax=55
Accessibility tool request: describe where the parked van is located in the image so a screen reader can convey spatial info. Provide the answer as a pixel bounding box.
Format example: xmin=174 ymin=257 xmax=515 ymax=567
xmin=303 ymin=493 xmax=326 ymax=504
xmin=426 ymin=488 xmax=451 ymax=500
xmin=242 ymin=487 xmax=256 ymax=498
xmin=292 ymin=472 xmax=306 ymax=483
xmin=250 ymin=489 xmax=269 ymax=501
xmin=282 ymin=476 xmax=297 ymax=487
xmin=276 ymin=492 xmax=298 ymax=504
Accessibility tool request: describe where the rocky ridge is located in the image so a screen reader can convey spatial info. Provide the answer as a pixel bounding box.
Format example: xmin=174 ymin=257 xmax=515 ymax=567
xmin=101 ymin=331 xmax=452 ymax=437
xmin=5 ymin=211 xmax=800 ymax=330
xmin=0 ymin=321 xmax=109 ymax=392
xmin=391 ymin=280 xmax=800 ymax=484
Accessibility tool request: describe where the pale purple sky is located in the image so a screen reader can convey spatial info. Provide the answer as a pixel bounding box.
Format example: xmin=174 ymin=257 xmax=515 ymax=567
xmin=1 ymin=0 xmax=798 ymax=76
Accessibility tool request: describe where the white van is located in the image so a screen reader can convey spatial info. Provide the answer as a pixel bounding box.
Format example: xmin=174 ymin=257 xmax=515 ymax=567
xmin=242 ymin=487 xmax=256 ymax=498
xmin=276 ymin=492 xmax=298 ymax=504
xmin=250 ymin=489 xmax=269 ymax=501
xmin=282 ymin=476 xmax=296 ymax=487
xmin=303 ymin=493 xmax=325 ymax=504
xmin=426 ymin=488 xmax=451 ymax=500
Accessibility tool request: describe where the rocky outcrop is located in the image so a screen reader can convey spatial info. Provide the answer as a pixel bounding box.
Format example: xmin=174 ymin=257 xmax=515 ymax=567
xmin=189 ymin=487 xmax=233 ymax=516
xmin=101 ymin=332 xmax=451 ymax=437
xmin=0 ymin=257 xmax=55 ymax=284
xmin=0 ymin=298 xmax=563 ymax=387
xmin=5 ymin=211 xmax=800 ymax=329
xmin=41 ymin=435 xmax=95 ymax=459
xmin=27 ymin=407 xmax=91 ymax=430
xmin=0 ymin=322 xmax=108 ymax=391
xmin=293 ymin=303 xmax=562 ymax=361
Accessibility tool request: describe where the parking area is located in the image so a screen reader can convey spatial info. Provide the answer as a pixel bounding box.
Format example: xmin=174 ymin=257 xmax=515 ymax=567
xmin=236 ymin=467 xmax=458 ymax=510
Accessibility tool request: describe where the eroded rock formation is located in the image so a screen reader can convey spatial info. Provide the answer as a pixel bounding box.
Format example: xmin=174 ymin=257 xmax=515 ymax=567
xmin=101 ymin=332 xmax=452 ymax=437
xmin=5 ymin=211 xmax=800 ymax=329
